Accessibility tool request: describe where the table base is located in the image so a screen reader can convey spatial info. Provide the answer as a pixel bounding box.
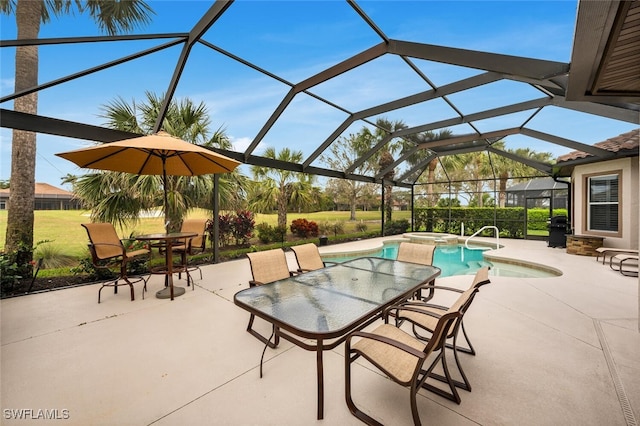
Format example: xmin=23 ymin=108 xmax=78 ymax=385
xmin=156 ymin=286 xmax=186 ymax=299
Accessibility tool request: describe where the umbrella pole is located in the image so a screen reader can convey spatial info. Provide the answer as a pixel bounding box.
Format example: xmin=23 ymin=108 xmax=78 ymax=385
xmin=213 ymin=174 xmax=220 ymax=263
xmin=163 ymin=157 xmax=169 ymax=233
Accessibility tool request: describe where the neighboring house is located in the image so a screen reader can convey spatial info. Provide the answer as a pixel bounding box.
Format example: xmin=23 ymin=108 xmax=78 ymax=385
xmin=505 ymin=177 xmax=569 ymax=210
xmin=0 ymin=183 xmax=82 ymax=210
xmin=555 ymin=129 xmax=639 ymax=249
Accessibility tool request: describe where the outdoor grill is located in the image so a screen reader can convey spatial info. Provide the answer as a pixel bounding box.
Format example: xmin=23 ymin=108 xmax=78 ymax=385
xmin=547 ymin=216 xmax=568 ymax=248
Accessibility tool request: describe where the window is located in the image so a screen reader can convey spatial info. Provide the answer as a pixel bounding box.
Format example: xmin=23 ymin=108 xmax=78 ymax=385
xmin=587 ymin=173 xmax=619 ymax=232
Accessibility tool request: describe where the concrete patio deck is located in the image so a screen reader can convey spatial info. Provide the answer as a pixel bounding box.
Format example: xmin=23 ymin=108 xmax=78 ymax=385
xmin=1 ymin=237 xmax=639 ymax=425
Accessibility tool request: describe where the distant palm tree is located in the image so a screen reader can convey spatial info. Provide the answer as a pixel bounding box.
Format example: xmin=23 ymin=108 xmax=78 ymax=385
xmin=65 ymin=92 xmax=245 ymax=232
xmin=490 ymin=142 xmax=554 ymax=207
xmin=1 ymin=0 xmax=154 ymax=265
xmin=249 ymin=147 xmax=313 ymax=229
xmin=402 ymin=129 xmax=455 ymax=206
xmin=372 ymin=118 xmax=405 ymax=221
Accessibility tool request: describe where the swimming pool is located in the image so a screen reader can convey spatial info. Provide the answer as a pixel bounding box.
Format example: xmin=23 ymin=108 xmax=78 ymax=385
xmin=321 ymin=242 xmax=560 ymax=278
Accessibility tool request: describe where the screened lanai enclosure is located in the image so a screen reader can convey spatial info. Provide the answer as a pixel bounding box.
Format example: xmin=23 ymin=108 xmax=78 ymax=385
xmin=1 ymin=0 xmax=639 ymax=251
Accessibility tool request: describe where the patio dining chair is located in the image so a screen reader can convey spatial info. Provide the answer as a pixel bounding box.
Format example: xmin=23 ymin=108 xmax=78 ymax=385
xmin=290 ymin=243 xmax=336 ymax=272
xmin=81 ymin=223 xmax=150 ymax=303
xmin=345 ymin=309 xmax=461 ymax=426
xmin=246 ymin=248 xmax=296 ymax=348
xmin=384 ymin=267 xmax=491 ymax=402
xmin=396 ymin=242 xmax=436 ymax=299
xmin=173 ymin=218 xmax=209 ymax=289
xmin=393 ymin=266 xmax=491 ymax=355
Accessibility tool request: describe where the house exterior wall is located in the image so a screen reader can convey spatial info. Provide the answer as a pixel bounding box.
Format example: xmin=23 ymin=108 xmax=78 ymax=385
xmin=571 ymin=157 xmax=639 ymax=249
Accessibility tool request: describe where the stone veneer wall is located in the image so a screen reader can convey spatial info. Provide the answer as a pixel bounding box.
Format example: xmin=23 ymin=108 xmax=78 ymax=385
xmin=566 ymin=235 xmax=604 ymax=256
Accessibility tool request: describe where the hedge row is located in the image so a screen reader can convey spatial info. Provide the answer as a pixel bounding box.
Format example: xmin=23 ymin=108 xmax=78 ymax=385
xmin=414 ymin=207 xmax=568 ymax=238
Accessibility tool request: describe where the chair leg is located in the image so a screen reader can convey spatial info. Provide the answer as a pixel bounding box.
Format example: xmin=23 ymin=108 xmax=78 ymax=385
xmin=420 ymin=349 xmax=461 ymax=404
xmin=619 ymin=258 xmax=639 ymax=277
xmin=428 ymin=333 xmax=472 ymax=392
xmin=98 ymin=268 xmax=148 ymax=303
xmin=247 ymin=314 xmax=280 ymax=348
xmin=345 ymin=347 xmax=384 ymax=426
xmin=449 ymin=319 xmax=476 ymax=355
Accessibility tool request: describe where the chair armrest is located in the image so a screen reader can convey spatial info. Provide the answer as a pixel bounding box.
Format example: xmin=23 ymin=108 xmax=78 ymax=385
xmin=420 ymin=284 xmax=464 ymax=293
xmin=384 ymin=303 xmax=443 ymax=323
xmin=394 ymin=300 xmax=449 ymax=311
xmin=347 ymin=330 xmax=426 ymax=360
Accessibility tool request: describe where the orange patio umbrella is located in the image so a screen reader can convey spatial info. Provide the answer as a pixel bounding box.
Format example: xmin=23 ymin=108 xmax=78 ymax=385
xmin=56 ymin=131 xmax=241 ymax=230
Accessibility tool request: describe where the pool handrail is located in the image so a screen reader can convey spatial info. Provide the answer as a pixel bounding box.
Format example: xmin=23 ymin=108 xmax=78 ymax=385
xmin=465 ymin=226 xmax=499 ymax=250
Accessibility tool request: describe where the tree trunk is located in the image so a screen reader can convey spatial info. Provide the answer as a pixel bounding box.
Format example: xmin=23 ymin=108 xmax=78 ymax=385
xmin=427 ymin=160 xmax=437 ymax=206
xmin=499 ymin=176 xmax=508 ymax=208
xmin=384 ymin=184 xmax=393 ymax=221
xmin=5 ymin=1 xmax=41 ymax=271
xmin=277 ymin=187 xmax=288 ymax=229
xmin=349 ymin=182 xmax=357 ymax=220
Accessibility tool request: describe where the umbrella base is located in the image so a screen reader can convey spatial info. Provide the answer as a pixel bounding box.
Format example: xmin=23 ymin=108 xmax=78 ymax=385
xmin=156 ymin=286 xmax=186 ymax=299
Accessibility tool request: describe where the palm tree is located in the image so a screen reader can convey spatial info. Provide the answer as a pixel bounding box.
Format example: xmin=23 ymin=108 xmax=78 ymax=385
xmin=490 ymin=142 xmax=554 ymax=207
xmin=1 ymin=0 xmax=154 ymax=267
xmin=248 ymin=147 xmax=313 ymax=229
xmin=65 ymin=92 xmax=244 ymax=232
xmin=373 ymin=118 xmax=405 ymax=222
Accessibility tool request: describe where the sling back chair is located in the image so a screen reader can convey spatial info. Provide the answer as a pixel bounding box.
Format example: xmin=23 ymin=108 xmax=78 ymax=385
xmin=172 ymin=218 xmax=209 ymax=289
xmin=246 ymin=248 xmax=296 ymax=348
xmin=290 ymin=243 xmax=336 ymax=272
xmin=82 ymin=223 xmax=150 ymax=303
xmin=384 ymin=267 xmax=491 ymax=401
xmin=396 ymin=242 xmax=436 ymax=299
xmin=345 ymin=310 xmax=461 ymax=426
xmin=392 ymin=266 xmax=490 ymax=356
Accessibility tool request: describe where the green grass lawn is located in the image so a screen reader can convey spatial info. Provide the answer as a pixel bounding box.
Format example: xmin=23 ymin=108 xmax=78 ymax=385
xmin=0 ymin=209 xmax=410 ymax=260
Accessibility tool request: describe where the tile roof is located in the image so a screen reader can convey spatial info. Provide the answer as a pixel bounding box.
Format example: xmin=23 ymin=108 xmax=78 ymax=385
xmin=0 ymin=183 xmax=72 ymax=197
xmin=556 ymin=129 xmax=639 ymax=162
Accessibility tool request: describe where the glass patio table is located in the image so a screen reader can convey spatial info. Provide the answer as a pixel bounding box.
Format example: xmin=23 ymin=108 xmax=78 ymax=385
xmin=234 ymin=257 xmax=441 ymax=420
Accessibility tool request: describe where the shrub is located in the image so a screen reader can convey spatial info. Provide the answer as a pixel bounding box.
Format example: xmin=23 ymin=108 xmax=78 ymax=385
xmin=383 ymin=219 xmax=409 ymax=236
xmin=233 ymin=210 xmax=255 ymax=246
xmin=0 ymin=252 xmax=22 ymax=289
xmin=355 ymin=221 xmax=368 ymax=232
xmin=34 ymin=242 xmax=77 ymax=269
xmin=256 ymin=223 xmax=288 ymax=244
xmin=209 ymin=211 xmax=256 ymax=247
xmin=256 ymin=222 xmax=273 ymax=244
xmin=319 ymin=220 xmax=345 ymax=236
xmin=217 ymin=213 xmax=234 ymax=247
xmin=290 ymin=218 xmax=319 ymax=238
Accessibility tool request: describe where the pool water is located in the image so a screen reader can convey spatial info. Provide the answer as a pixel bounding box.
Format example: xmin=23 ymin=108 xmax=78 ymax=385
xmin=323 ymin=242 xmax=558 ymax=278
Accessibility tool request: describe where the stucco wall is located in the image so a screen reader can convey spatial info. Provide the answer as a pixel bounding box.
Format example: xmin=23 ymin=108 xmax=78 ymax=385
xmin=572 ymin=157 xmax=639 ymax=249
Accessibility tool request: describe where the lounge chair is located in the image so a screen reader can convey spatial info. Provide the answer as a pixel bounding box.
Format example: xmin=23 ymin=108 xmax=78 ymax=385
xmin=290 ymin=243 xmax=336 ymax=272
xmin=245 ymin=248 xmax=296 ymax=347
xmin=384 ymin=268 xmax=490 ymax=403
xmin=173 ymin=218 xmax=209 ymax=289
xmin=596 ymin=247 xmax=638 ymax=265
xmin=345 ymin=309 xmax=461 ymax=425
xmin=609 ymin=253 xmax=639 ymax=277
xmin=81 ymin=223 xmax=150 ymax=303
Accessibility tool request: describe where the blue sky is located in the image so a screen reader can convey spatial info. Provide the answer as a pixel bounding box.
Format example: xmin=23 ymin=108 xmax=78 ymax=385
xmin=1 ymin=0 xmax=637 ymax=189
